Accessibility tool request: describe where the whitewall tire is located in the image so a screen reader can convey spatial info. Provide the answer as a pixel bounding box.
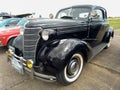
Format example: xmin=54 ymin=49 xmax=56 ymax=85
xmin=57 ymin=53 xmax=84 ymax=85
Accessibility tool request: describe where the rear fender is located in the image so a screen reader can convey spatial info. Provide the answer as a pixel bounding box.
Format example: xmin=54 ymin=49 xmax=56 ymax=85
xmin=103 ymin=27 xmax=114 ymax=42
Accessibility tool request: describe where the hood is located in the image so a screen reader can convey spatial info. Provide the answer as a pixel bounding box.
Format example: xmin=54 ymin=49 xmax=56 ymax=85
xmin=26 ymin=18 xmax=86 ymax=29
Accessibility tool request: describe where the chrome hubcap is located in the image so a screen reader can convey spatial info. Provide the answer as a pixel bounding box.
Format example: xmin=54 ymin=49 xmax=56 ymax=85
xmin=67 ymin=58 xmax=80 ymax=77
xmin=64 ymin=53 xmax=84 ymax=82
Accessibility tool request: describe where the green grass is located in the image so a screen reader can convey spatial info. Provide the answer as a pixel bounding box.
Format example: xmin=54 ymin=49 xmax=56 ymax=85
xmin=108 ymin=18 xmax=120 ymax=29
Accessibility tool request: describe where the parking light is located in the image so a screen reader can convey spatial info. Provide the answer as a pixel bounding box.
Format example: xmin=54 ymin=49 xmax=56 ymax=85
xmin=6 ymin=50 xmax=12 ymax=57
xmin=26 ymin=60 xmax=33 ymax=69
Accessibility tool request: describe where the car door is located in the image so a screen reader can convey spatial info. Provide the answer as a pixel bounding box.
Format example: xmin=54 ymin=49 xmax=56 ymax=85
xmin=88 ymin=8 xmax=109 ymax=47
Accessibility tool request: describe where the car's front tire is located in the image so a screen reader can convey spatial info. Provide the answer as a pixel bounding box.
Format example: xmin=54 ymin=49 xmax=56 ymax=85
xmin=56 ymin=53 xmax=84 ymax=85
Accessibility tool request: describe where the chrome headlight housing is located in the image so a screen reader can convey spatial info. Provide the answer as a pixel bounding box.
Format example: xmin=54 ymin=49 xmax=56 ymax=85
xmin=41 ymin=29 xmax=55 ymax=41
xmin=20 ymin=27 xmax=25 ymax=35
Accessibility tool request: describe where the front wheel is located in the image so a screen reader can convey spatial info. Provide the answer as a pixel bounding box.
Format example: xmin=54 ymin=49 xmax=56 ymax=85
xmin=56 ymin=53 xmax=84 ymax=85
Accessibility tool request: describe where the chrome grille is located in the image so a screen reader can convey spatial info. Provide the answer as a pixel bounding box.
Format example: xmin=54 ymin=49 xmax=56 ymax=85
xmin=23 ymin=27 xmax=42 ymax=62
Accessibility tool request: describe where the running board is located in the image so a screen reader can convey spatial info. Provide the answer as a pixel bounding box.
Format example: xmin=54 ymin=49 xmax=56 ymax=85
xmin=88 ymin=43 xmax=107 ymax=61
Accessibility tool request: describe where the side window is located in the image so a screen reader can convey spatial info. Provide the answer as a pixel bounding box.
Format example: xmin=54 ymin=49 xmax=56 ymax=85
xmin=57 ymin=9 xmax=71 ymax=19
xmin=72 ymin=8 xmax=90 ymax=19
xmin=91 ymin=9 xmax=103 ymax=20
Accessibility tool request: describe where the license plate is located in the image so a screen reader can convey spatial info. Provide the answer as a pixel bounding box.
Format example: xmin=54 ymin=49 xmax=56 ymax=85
xmin=11 ymin=57 xmax=24 ymax=74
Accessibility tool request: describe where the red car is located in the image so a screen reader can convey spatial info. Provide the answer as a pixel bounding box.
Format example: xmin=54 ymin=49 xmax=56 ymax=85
xmin=0 ymin=26 xmax=20 ymax=47
xmin=0 ymin=18 xmax=29 ymax=47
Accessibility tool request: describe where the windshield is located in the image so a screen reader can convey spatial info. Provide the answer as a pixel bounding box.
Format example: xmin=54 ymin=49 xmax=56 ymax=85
xmin=17 ymin=18 xmax=29 ymax=26
xmin=56 ymin=7 xmax=90 ymax=19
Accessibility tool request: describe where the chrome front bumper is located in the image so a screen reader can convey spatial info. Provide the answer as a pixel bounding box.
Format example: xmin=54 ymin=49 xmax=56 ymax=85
xmin=6 ymin=49 xmax=56 ymax=82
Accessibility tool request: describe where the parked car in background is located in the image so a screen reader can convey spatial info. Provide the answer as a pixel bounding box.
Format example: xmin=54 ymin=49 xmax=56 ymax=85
xmin=0 ymin=18 xmax=28 ymax=47
xmin=0 ymin=18 xmax=21 ymax=27
xmin=7 ymin=5 xmax=114 ymax=85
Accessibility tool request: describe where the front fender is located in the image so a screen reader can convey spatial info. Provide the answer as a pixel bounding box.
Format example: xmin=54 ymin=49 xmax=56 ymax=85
xmin=37 ymin=39 xmax=92 ymax=73
xmin=12 ymin=35 xmax=23 ymax=54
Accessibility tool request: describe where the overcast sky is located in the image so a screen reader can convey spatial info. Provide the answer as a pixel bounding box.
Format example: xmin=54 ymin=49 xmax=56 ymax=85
xmin=0 ymin=0 xmax=119 ymax=18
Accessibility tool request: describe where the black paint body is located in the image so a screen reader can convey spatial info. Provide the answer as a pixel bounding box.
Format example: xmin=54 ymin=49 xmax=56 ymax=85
xmin=13 ymin=5 xmax=114 ymax=75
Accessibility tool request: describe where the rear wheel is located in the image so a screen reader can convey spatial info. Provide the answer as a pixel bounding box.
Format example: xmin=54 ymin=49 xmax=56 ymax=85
xmin=105 ymin=37 xmax=111 ymax=49
xmin=56 ymin=53 xmax=84 ymax=85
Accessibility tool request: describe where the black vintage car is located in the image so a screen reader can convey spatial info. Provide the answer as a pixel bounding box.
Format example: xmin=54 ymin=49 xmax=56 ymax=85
xmin=7 ymin=5 xmax=114 ymax=85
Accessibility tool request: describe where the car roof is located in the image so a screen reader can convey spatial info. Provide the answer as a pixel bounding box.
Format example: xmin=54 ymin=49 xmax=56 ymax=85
xmin=59 ymin=5 xmax=106 ymax=11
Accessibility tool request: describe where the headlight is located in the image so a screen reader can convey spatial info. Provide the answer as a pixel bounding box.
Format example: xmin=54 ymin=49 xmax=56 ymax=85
xmin=41 ymin=29 xmax=55 ymax=41
xmin=20 ymin=27 xmax=25 ymax=35
xmin=41 ymin=30 xmax=49 ymax=41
